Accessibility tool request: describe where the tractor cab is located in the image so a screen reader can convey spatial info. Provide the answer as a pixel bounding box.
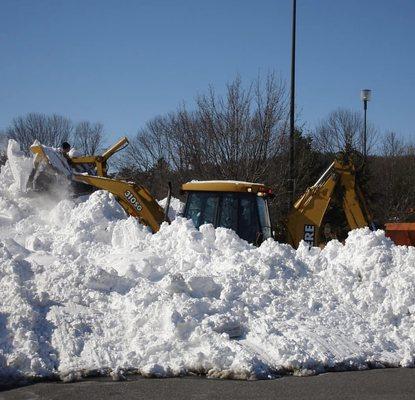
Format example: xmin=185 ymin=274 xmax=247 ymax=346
xmin=181 ymin=181 xmax=273 ymax=245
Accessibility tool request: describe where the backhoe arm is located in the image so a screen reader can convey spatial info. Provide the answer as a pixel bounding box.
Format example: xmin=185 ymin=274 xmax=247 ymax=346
xmin=340 ymin=172 xmax=373 ymax=230
xmin=72 ymin=173 xmax=168 ymax=233
xmin=286 ymin=162 xmax=338 ymax=248
xmin=286 ymin=159 xmax=373 ymax=248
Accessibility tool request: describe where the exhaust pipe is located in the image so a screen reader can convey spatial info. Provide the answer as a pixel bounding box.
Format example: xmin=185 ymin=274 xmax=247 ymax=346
xmin=164 ymin=181 xmax=172 ymax=222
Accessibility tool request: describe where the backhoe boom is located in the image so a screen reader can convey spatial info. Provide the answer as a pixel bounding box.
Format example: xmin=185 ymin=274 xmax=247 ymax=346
xmin=286 ymin=157 xmax=373 ymax=248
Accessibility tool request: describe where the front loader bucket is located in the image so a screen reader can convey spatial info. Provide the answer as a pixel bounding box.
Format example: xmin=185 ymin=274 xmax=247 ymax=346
xmin=385 ymin=223 xmax=415 ymax=246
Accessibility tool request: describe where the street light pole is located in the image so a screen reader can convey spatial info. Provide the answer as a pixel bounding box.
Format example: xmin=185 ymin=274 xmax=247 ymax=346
xmin=289 ymin=0 xmax=297 ymax=204
xmin=361 ymin=89 xmax=372 ymax=162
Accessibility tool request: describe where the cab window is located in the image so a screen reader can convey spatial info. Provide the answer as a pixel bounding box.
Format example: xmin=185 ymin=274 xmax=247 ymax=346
xmin=219 ymin=193 xmax=238 ymax=231
xmin=184 ymin=190 xmax=272 ymax=245
xmin=186 ymin=192 xmax=219 ymax=228
xmin=238 ymin=195 xmax=261 ymax=243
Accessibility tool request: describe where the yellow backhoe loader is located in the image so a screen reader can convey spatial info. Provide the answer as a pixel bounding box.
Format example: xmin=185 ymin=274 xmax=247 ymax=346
xmin=179 ymin=156 xmax=374 ymax=247
xmin=28 ymin=138 xmax=373 ymax=247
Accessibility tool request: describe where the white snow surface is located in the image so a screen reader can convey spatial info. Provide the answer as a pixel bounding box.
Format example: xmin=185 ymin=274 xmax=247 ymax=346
xmin=1 ymin=146 xmax=415 ymax=382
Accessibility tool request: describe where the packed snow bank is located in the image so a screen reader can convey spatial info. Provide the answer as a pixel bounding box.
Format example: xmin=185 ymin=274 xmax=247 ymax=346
xmin=0 ymin=148 xmax=415 ymax=382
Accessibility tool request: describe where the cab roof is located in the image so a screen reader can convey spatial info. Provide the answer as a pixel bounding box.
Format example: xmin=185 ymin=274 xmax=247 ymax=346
xmin=181 ymin=180 xmax=272 ymax=195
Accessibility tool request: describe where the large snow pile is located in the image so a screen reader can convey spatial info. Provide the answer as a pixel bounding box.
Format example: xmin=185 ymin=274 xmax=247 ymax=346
xmin=0 ymin=143 xmax=415 ymax=383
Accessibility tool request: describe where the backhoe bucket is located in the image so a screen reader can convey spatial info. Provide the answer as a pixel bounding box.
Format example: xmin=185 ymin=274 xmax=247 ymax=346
xmin=385 ymin=223 xmax=415 ymax=246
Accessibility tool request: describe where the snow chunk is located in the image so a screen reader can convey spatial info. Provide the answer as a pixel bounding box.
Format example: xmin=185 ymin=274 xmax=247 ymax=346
xmin=6 ymin=140 xmax=33 ymax=192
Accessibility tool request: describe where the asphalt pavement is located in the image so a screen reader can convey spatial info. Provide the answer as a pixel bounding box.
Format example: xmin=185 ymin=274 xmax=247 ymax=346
xmin=1 ymin=368 xmax=415 ymax=400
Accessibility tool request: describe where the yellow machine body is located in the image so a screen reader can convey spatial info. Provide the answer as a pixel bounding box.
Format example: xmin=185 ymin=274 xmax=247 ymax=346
xmin=181 ymin=180 xmax=272 ymax=196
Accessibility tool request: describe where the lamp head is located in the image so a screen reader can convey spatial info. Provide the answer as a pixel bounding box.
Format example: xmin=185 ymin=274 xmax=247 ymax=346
xmin=361 ymin=89 xmax=372 ymax=102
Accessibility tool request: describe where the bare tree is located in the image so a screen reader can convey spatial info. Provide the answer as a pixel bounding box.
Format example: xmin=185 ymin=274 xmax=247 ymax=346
xmin=131 ymin=75 xmax=286 ymax=170
xmin=6 ymin=113 xmax=73 ymax=153
xmin=367 ymin=133 xmax=415 ymax=223
xmin=194 ymin=75 xmax=288 ymax=181
xmin=120 ymin=74 xmax=290 ymax=200
xmin=73 ymin=121 xmax=104 ymax=155
xmin=313 ymin=108 xmax=378 ymax=155
xmin=382 ymin=131 xmax=404 ymax=157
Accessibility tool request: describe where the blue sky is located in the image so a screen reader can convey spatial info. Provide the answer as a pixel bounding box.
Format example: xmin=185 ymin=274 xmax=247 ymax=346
xmin=1 ymin=0 xmax=414 ymax=143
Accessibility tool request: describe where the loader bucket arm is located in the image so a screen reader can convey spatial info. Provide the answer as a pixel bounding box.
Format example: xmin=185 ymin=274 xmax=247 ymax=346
xmin=29 ymin=137 xmax=129 ymax=179
xmin=29 ymin=138 xmax=169 ymax=233
xmin=70 ymin=136 xmax=129 ymax=177
xmin=73 ymin=173 xmax=168 ymax=233
xmin=286 ymin=159 xmax=373 ymax=248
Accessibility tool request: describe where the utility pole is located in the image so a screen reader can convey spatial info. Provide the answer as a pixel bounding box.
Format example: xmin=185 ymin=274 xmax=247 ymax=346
xmin=289 ymin=0 xmax=297 ymax=204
